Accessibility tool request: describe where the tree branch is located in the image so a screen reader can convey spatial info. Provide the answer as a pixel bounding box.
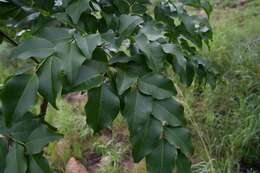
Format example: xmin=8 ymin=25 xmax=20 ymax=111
xmin=39 ymin=98 xmax=48 ymax=118
xmin=0 ymin=30 xmax=17 ymax=46
xmin=0 ymin=29 xmax=40 ymax=64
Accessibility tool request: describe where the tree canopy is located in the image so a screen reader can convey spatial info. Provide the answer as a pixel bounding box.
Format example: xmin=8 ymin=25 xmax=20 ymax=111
xmin=0 ymin=0 xmax=217 ymax=172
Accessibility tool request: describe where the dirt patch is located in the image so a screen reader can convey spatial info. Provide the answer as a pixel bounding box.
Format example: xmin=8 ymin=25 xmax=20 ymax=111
xmin=82 ymin=151 xmax=102 ymax=173
xmin=230 ymin=0 xmax=248 ymax=8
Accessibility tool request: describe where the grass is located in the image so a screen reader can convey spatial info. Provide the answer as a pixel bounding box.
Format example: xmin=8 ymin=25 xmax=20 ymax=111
xmin=186 ymin=2 xmax=260 ymax=173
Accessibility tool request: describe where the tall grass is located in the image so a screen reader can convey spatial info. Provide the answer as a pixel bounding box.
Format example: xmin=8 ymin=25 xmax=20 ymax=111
xmin=187 ymin=2 xmax=260 ymax=173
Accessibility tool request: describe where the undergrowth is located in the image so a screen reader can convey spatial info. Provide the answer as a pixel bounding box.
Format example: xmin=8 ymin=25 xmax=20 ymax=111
xmin=188 ymin=2 xmax=260 ymax=173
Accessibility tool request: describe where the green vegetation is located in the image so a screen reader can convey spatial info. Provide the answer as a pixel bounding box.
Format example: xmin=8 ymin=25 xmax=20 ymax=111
xmin=0 ymin=0 xmax=215 ymax=173
xmin=0 ymin=0 xmax=259 ymax=173
xmin=42 ymin=2 xmax=260 ymax=172
xmin=189 ymin=1 xmax=260 ymax=172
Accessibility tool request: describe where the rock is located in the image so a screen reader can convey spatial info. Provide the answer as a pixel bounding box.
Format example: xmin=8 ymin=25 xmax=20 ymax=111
xmin=64 ymin=92 xmax=88 ymax=103
xmin=66 ymin=157 xmax=88 ymax=173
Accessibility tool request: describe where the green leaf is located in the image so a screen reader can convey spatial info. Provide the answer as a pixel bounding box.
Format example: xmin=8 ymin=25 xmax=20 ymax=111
xmin=53 ymin=12 xmax=71 ymax=24
xmin=10 ymin=118 xmax=41 ymax=142
xmin=123 ymin=90 xmax=161 ymax=162
xmin=119 ymin=14 xmax=143 ymax=38
xmin=14 ymin=64 xmax=34 ymax=76
xmin=0 ymin=35 xmax=3 ymax=44
xmin=4 ymin=143 xmax=27 ymax=173
xmin=0 ymin=112 xmax=37 ymax=137
xmin=102 ymin=13 xmax=120 ymax=32
xmin=201 ymin=1 xmax=213 ymax=17
xmin=37 ymin=27 xmax=72 ymax=43
xmin=37 ymin=56 xmax=62 ymax=108
xmin=138 ymin=73 xmax=177 ymax=100
xmin=165 ymin=127 xmax=193 ymax=156
xmin=136 ymin=34 xmax=165 ymax=71
xmin=109 ymin=52 xmax=133 ymax=65
xmin=152 ymin=98 xmax=185 ymax=127
xmin=131 ymin=3 xmax=147 ymax=14
xmin=146 ymin=140 xmax=177 ymax=173
xmin=55 ymin=42 xmax=85 ymax=83
xmin=0 ymin=138 xmax=8 ymax=173
xmin=140 ymin=22 xmax=164 ymax=41
xmin=0 ymin=74 xmax=39 ymax=126
xmin=185 ymin=61 xmax=195 ymax=86
xmin=85 ymin=47 xmax=108 ymax=74
xmin=80 ymin=13 xmax=98 ymax=33
xmin=34 ymin=0 xmax=54 ymax=11
xmin=181 ymin=0 xmax=212 ymax=17
xmin=131 ymin=116 xmax=161 ymax=162
xmin=116 ymin=68 xmax=137 ymax=95
xmin=66 ymin=0 xmax=91 ymax=24
xmin=64 ymin=64 xmax=103 ymax=93
xmin=10 ymin=37 xmax=55 ymax=60
xmin=63 ymin=48 xmax=108 ymax=93
xmin=176 ymin=151 xmax=192 ymax=173
xmin=162 ymin=44 xmax=187 ymax=71
xmin=75 ymin=33 xmax=103 ymax=60
xmin=26 ymin=124 xmax=62 ymax=154
xmin=85 ymin=84 xmax=120 ymax=133
xmin=0 ymin=1 xmax=17 ymax=20
xmin=114 ymin=0 xmax=130 ymax=13
xmin=116 ymin=55 xmax=150 ymax=77
xmin=123 ymin=88 xmax=152 ymax=135
xmin=0 ymin=110 xmax=8 ymax=134
xmin=28 ymin=154 xmax=52 ymax=173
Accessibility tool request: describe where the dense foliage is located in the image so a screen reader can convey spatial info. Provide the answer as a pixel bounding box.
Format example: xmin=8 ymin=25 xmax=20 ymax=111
xmin=0 ymin=0 xmax=217 ymax=172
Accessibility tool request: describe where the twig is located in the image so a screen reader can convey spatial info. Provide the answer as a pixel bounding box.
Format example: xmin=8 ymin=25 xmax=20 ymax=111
xmin=39 ymin=98 xmax=48 ymax=118
xmin=0 ymin=30 xmax=17 ymax=46
xmin=4 ymin=134 xmax=27 ymax=150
